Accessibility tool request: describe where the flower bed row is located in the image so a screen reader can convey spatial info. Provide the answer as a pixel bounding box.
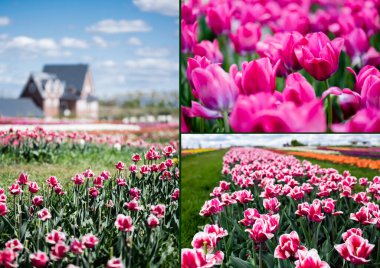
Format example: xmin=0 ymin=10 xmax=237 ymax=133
xmin=182 ymin=148 xmax=380 ymax=267
xmin=182 ymin=148 xmax=218 ymax=156
xmin=271 ymin=149 xmax=380 ymax=170
xmin=0 ymin=146 xmax=179 ymax=267
xmin=318 ymin=146 xmax=380 ymax=159
xmin=181 ymin=0 xmax=380 ymax=133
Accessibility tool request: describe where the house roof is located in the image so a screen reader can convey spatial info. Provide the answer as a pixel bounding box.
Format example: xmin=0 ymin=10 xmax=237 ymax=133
xmin=0 ymin=98 xmax=44 ymax=117
xmin=42 ymin=64 xmax=88 ymax=96
xmin=29 ymin=72 xmax=60 ymax=98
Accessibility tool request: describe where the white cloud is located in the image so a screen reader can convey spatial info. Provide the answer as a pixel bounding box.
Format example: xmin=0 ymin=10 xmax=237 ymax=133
xmin=124 ymin=58 xmax=178 ymax=73
xmin=127 ymin=37 xmax=142 ymax=46
xmin=86 ymin=19 xmax=151 ymax=34
xmin=132 ymin=0 xmax=178 ymax=16
xmin=0 ymin=64 xmax=7 ymax=74
xmin=135 ymin=47 xmax=170 ymax=57
xmin=93 ymin=36 xmax=108 ymax=48
xmin=6 ymin=36 xmax=59 ymax=50
xmin=99 ymin=60 xmax=117 ymax=68
xmin=60 ymin=37 xmax=88 ymax=48
xmin=0 ymin=17 xmax=10 ymax=26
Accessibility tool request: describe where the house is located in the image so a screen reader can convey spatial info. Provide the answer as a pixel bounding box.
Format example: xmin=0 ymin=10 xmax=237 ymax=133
xmin=0 ymin=98 xmax=44 ymax=118
xmin=20 ymin=64 xmax=98 ymax=119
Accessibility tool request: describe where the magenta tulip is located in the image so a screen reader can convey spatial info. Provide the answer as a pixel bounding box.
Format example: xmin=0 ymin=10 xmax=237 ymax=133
xmin=295 ymin=32 xmax=344 ymax=81
xmin=230 ymin=23 xmax=261 ymax=55
xmin=193 ymin=40 xmax=223 ymax=64
xmin=283 ymin=73 xmax=316 ymax=106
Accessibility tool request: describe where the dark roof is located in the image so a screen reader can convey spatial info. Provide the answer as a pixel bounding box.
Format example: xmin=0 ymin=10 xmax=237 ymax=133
xmin=0 ymin=98 xmax=44 ymax=117
xmin=42 ymin=64 xmax=88 ymax=95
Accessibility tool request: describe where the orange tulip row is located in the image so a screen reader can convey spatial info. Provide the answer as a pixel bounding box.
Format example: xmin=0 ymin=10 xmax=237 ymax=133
xmin=271 ymin=149 xmax=380 ymax=171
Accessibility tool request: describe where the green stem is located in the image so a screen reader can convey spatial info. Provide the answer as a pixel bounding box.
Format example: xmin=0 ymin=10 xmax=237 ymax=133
xmin=325 ymin=79 xmax=332 ymax=132
xmin=223 ymin=111 xmax=230 ymax=133
xmin=251 ymin=242 xmax=256 ymax=267
xmin=259 ymin=243 xmax=262 ymax=268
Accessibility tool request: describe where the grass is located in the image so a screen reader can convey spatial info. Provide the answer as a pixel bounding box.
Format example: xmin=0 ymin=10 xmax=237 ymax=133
xmin=181 ymin=149 xmax=229 ymax=248
xmin=0 ymin=146 xmax=145 ymax=187
xmin=180 ymin=148 xmax=380 ymax=249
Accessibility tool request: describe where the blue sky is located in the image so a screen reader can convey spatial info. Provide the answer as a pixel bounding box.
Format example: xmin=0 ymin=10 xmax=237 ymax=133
xmin=182 ymin=134 xmax=380 ymax=148
xmin=0 ymin=0 xmax=178 ymax=98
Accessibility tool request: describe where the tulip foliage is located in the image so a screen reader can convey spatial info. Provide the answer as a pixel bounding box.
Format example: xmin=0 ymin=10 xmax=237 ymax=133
xmin=181 ymin=0 xmax=380 ymax=133
xmin=0 ymin=146 xmax=179 ymax=267
xmin=182 ymin=148 xmax=380 ymax=267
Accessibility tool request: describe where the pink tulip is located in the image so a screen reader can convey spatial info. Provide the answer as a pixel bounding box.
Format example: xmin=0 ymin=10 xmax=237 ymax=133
xmin=131 ymin=153 xmax=141 ymax=163
xmin=332 ymin=108 xmax=380 ymax=132
xmin=230 ymin=23 xmax=261 ymax=55
xmin=360 ymin=74 xmax=380 ymax=110
xmin=107 ymin=257 xmax=123 ymax=268
xmin=46 ymin=230 xmax=66 ymax=244
xmin=0 ymin=248 xmax=17 ymax=268
xmin=274 ymin=231 xmax=306 ymax=259
xmin=32 ymin=196 xmax=44 ymax=206
xmin=0 ymin=194 xmax=6 ymax=203
xmin=71 ymin=174 xmax=85 ymax=185
xmin=205 ymin=4 xmax=231 ymax=35
xmin=30 ymin=251 xmax=49 ymax=268
xmin=82 ymin=234 xmax=99 ymax=249
xmin=115 ymin=161 xmax=125 ymax=171
xmin=186 ymin=56 xmax=211 ymax=99
xmin=172 ymin=188 xmax=180 ymax=200
xmin=46 ymin=176 xmax=59 ymax=187
xmin=94 ymin=176 xmax=104 ymax=188
xmin=344 ymin=28 xmax=370 ymax=64
xmin=241 ymin=58 xmax=279 ymax=95
xmin=100 ymin=170 xmax=110 ymax=180
xmin=5 ymin=239 xmax=23 ymax=252
xmin=269 ymin=4 xmax=310 ymax=35
xmin=17 ymin=172 xmax=29 ymax=185
xmin=246 ymin=218 xmax=275 ymax=243
xmin=70 ymin=239 xmax=85 ymax=255
xmin=188 ymin=64 xmax=238 ymax=119
xmin=335 ymin=234 xmax=374 ymax=265
xmin=116 ymin=178 xmax=127 ymax=186
xmin=306 ymin=200 xmax=325 ymax=222
xmin=321 ymin=198 xmax=343 ymax=216
xmin=199 ymin=198 xmax=224 ymax=217
xmin=151 ymin=204 xmax=166 ymax=218
xmin=140 ymin=165 xmax=150 ymax=175
xmin=89 ymin=187 xmax=99 ymax=198
xmin=50 ymin=242 xmax=69 ymax=261
xmin=147 ymin=214 xmax=160 ymax=228
xmin=295 ymin=249 xmax=330 ymax=268
xmin=115 ymin=214 xmax=134 ymax=232
xmin=129 ymin=187 xmax=141 ymax=200
xmin=295 ymin=32 xmax=344 ymax=81
xmin=231 ymin=190 xmax=253 ymax=204
xmin=83 ymin=169 xmax=94 ymax=178
xmin=204 ymin=224 xmax=228 ymax=241
xmin=283 ymin=73 xmax=316 ymax=106
xmin=124 ymin=200 xmax=143 ymax=211
xmin=37 ymin=208 xmax=51 ymax=222
xmin=348 ymin=65 xmax=380 ymax=93
xmin=342 ymin=228 xmax=363 ymax=241
xmin=181 ymin=248 xmax=224 ymax=268
xmin=229 ymin=94 xmax=326 ymax=132
xmin=181 ymin=20 xmax=198 ymax=54
xmin=191 ymin=232 xmax=217 ymax=253
xmin=287 ymin=186 xmax=305 ymax=200
xmin=181 ymin=2 xmax=197 ymax=25
xmin=193 ymin=40 xmax=223 ymax=64
xmin=350 ymin=206 xmax=377 ymax=225
xmin=263 ymin=197 xmax=281 ymax=214
xmin=28 ymin=182 xmax=39 ymax=194
xmin=8 ymin=183 xmax=22 ymax=195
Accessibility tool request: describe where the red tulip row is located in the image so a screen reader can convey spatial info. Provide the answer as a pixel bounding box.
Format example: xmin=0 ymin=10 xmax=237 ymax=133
xmin=0 ymin=146 xmax=179 ymax=267
xmin=182 ymin=147 xmax=380 ymax=268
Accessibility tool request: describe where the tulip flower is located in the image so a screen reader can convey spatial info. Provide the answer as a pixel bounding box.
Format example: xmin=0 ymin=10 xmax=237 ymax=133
xmin=0 ymin=248 xmax=17 ymax=268
xmin=283 ymin=73 xmax=316 ymax=106
xmin=28 ymin=182 xmax=39 ymax=194
xmin=46 ymin=176 xmax=59 ymax=187
xmin=181 ymin=20 xmax=198 ymax=54
xmin=147 ymin=214 xmax=160 ymax=228
xmin=335 ymin=234 xmax=374 ymax=265
xmin=274 ymin=231 xmax=307 ymax=260
xmin=124 ymin=200 xmax=143 ymax=211
xmin=0 ymin=203 xmax=9 ymax=216
xmin=50 ymin=242 xmax=69 ymax=261
xmin=187 ymin=64 xmax=239 ymax=125
xmin=294 ymin=249 xmax=330 ymax=268
xmin=199 ymin=198 xmax=224 ymax=217
xmin=8 ymin=183 xmax=22 ymax=195
xmin=230 ymin=23 xmax=261 ymax=55
xmin=32 ymin=196 xmax=44 ymax=207
xmin=5 ymin=239 xmax=23 ymax=253
xmin=30 ymin=251 xmax=49 ymax=268
xmin=246 ymin=218 xmax=275 ymax=243
xmin=350 ymin=206 xmax=377 ymax=225
xmin=115 ymin=214 xmax=134 ymax=232
xmin=17 ymin=172 xmax=29 ymax=185
xmin=107 ymin=257 xmax=123 ymax=268
xmin=171 ymin=188 xmax=180 ymax=200
xmin=82 ymin=234 xmax=99 ymax=249
xmin=193 ymin=40 xmax=223 ymax=64
xmin=204 ymin=225 xmax=228 ymax=241
xmin=46 ymin=230 xmax=66 ymax=244
xmin=263 ymin=197 xmax=281 ymax=214
xmin=70 ymin=239 xmax=85 ymax=255
xmin=191 ymin=232 xmax=217 ymax=253
xmin=115 ymin=161 xmax=125 ymax=171
xmin=205 ymin=4 xmax=231 ymax=35
xmin=37 ymin=208 xmax=51 ymax=222
xmin=151 ymin=204 xmax=166 ymax=218
xmin=344 ymin=28 xmax=370 ymax=66
xmin=294 ymin=32 xmax=344 ymax=81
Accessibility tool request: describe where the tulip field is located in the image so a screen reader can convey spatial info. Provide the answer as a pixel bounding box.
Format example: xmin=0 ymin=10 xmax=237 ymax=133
xmin=0 ymin=127 xmax=179 ymax=267
xmin=182 ymin=148 xmax=380 ymax=268
xmin=181 ymin=0 xmax=380 ymax=133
